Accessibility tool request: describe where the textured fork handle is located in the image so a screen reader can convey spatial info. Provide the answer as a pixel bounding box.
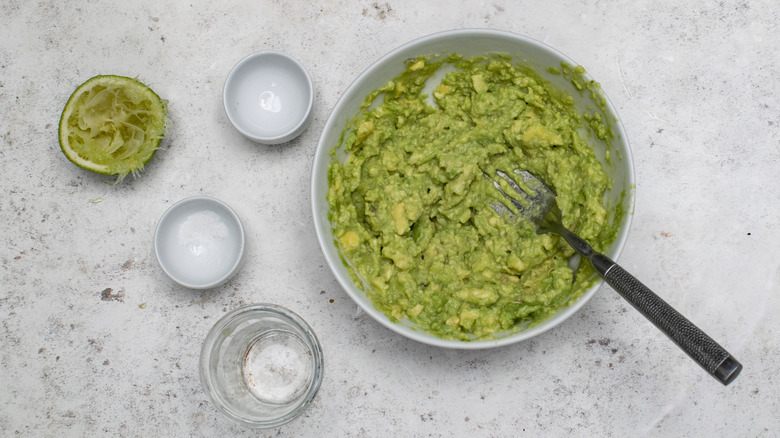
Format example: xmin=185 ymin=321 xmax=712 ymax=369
xmin=592 ymin=254 xmax=742 ymax=386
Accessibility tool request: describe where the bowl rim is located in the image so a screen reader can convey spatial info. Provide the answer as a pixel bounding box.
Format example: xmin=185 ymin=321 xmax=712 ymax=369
xmin=223 ymin=50 xmax=314 ymax=144
xmin=311 ymin=28 xmax=635 ymax=349
xmin=154 ymin=196 xmax=246 ymax=289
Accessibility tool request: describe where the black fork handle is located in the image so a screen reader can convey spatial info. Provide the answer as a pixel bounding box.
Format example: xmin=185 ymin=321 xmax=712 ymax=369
xmin=561 ymin=230 xmax=742 ymax=386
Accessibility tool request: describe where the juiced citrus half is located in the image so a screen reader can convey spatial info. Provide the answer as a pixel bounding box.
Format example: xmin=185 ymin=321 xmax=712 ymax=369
xmin=58 ymin=75 xmax=167 ymax=181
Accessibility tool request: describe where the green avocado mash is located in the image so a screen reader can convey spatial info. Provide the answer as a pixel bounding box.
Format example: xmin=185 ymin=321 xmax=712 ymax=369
xmin=327 ymin=54 xmax=617 ymax=340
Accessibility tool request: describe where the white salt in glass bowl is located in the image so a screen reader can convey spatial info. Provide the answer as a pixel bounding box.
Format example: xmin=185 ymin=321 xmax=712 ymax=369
xmin=311 ymin=29 xmax=636 ymax=349
xmin=223 ymin=51 xmax=314 ymax=144
xmin=154 ymin=197 xmax=245 ymax=289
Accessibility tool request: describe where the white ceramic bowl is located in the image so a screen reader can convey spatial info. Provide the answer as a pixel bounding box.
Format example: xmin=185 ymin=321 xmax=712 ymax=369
xmin=154 ymin=197 xmax=245 ymax=289
xmin=223 ymin=51 xmax=314 ymax=144
xmin=311 ymin=29 xmax=636 ymax=349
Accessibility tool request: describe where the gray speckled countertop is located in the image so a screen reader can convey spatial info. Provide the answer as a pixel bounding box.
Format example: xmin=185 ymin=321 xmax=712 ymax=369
xmin=2 ymin=1 xmax=778 ymax=436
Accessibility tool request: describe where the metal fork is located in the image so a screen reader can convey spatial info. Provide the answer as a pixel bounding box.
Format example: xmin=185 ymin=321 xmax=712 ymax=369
xmin=492 ymin=169 xmax=742 ymax=386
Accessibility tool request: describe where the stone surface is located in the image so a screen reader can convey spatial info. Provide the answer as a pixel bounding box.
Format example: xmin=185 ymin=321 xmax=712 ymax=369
xmin=1 ymin=0 xmax=778 ymax=436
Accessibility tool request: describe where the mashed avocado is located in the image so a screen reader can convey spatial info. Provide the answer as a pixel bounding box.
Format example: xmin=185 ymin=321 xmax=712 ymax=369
xmin=327 ymin=54 xmax=616 ymax=340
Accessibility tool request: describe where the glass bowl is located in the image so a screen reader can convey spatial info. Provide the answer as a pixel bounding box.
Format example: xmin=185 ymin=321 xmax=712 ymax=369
xmin=199 ymin=304 xmax=324 ymax=428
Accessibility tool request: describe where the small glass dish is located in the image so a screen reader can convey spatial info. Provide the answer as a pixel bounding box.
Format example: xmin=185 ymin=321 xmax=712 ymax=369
xmin=154 ymin=197 xmax=245 ymax=289
xmin=223 ymin=51 xmax=314 ymax=144
xmin=199 ymin=304 xmax=324 ymax=428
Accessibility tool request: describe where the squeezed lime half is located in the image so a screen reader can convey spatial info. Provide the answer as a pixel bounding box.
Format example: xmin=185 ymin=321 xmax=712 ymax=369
xmin=58 ymin=75 xmax=167 ymax=181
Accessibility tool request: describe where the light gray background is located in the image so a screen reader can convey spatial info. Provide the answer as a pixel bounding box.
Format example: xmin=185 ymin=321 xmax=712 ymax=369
xmin=1 ymin=1 xmax=777 ymax=436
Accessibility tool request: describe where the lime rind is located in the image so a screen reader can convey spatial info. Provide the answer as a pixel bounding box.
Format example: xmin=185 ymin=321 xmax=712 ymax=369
xmin=58 ymin=75 xmax=168 ymax=182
